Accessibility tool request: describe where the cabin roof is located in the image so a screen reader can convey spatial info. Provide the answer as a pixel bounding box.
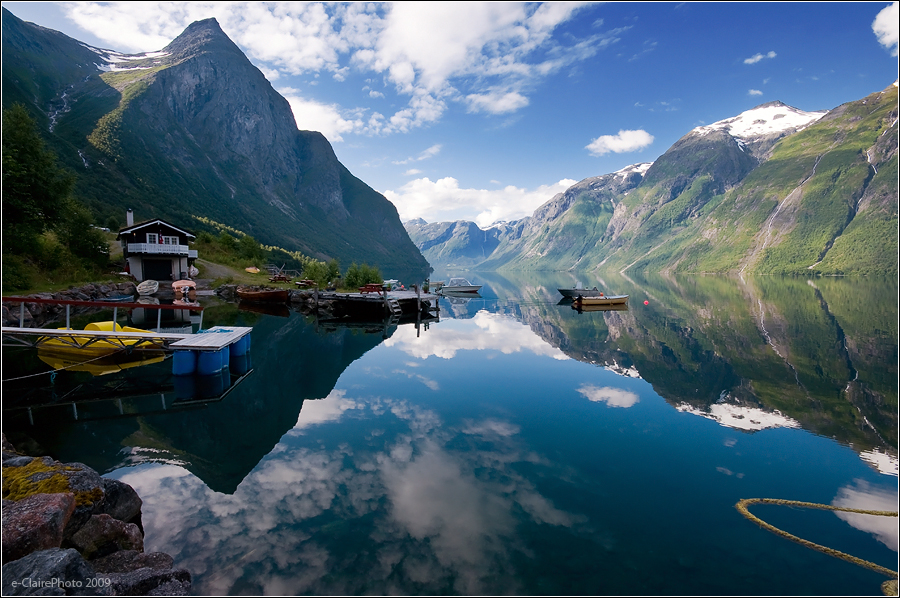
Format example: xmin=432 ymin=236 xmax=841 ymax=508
xmin=116 ymin=219 xmax=196 ymax=240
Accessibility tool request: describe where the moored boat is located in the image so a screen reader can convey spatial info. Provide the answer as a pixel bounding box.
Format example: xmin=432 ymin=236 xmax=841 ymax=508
xmin=42 ymin=321 xmax=156 ymax=355
xmin=136 ymin=279 xmax=159 ymax=296
xmin=172 ymin=279 xmax=196 ymax=292
xmin=38 ymin=348 xmax=165 ymax=376
xmin=558 ymin=283 xmax=603 ymax=299
xmin=236 ymin=287 xmax=289 ymax=303
xmin=94 ymin=294 xmax=135 ymax=302
xmin=439 ymin=278 xmax=482 ymax=294
xmin=572 ymin=294 xmax=629 ymax=308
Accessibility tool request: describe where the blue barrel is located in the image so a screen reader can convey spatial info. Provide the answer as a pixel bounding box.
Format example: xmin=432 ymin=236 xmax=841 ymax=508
xmin=173 ymin=375 xmax=196 ymax=400
xmin=172 ymin=350 xmax=197 ymax=376
xmin=229 ymin=335 xmax=249 ymax=357
xmin=231 ymin=352 xmax=251 ymax=376
xmin=197 ymin=349 xmax=222 ymax=375
xmin=219 ymin=346 xmax=230 ymax=369
xmin=195 ymin=372 xmax=224 ymax=399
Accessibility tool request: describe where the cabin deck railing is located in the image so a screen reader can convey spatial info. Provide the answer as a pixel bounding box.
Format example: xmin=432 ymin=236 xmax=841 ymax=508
xmin=126 ymin=243 xmax=197 ymax=258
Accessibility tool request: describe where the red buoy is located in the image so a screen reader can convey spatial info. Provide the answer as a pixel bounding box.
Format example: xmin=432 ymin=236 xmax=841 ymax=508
xmin=644 ymin=300 xmax=649 ymax=305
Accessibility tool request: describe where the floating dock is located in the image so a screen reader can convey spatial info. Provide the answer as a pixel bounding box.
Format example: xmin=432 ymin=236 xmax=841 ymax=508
xmin=2 ymin=296 xmax=252 ymax=378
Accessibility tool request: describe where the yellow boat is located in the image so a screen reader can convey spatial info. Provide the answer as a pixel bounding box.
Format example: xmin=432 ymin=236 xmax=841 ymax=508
xmin=41 ymin=321 xmax=157 ymax=355
xmin=37 ymin=348 xmax=165 ymax=376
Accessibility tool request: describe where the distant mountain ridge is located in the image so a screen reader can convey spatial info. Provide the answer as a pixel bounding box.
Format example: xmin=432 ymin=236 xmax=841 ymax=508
xmin=407 ymin=86 xmax=898 ymax=275
xmin=1 ymin=10 xmax=429 ymax=275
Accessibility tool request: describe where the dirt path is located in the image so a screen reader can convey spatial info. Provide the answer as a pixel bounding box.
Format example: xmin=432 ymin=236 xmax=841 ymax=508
xmin=193 ymin=258 xmax=249 ymax=290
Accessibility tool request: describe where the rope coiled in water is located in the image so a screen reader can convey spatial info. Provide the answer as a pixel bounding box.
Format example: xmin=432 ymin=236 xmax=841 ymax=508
xmin=736 ymin=497 xmax=898 ymax=594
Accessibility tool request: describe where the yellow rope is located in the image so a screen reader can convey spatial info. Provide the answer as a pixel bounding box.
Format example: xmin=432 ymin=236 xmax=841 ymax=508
xmin=736 ymin=498 xmax=899 ymax=584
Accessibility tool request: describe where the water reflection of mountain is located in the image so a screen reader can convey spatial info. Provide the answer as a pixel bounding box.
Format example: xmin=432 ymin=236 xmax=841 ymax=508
xmin=5 ymin=310 xmax=388 ymax=494
xmin=492 ymin=271 xmax=898 ymax=458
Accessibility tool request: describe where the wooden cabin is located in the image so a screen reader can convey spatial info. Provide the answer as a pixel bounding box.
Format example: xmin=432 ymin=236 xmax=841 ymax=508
xmin=116 ymin=210 xmax=197 ymax=282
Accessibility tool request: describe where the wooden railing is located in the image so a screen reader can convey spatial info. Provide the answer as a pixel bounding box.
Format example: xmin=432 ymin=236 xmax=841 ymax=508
xmin=127 ymin=243 xmax=197 ymax=258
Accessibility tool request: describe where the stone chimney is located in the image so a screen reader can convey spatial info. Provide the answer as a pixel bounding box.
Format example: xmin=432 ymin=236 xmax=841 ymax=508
xmin=126 ymin=209 xmax=134 ymax=227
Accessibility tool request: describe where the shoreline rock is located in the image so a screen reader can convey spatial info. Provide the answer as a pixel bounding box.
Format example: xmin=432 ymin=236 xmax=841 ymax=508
xmin=1 ymin=282 xmax=139 ymax=329
xmin=1 ymin=435 xmax=191 ymax=596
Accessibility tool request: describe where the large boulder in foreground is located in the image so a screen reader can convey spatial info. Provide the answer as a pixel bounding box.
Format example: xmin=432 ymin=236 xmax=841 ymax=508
xmin=1 ymin=435 xmax=190 ymax=595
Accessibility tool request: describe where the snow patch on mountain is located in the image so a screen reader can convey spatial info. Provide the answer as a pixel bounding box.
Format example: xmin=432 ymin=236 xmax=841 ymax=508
xmin=84 ymin=44 xmax=170 ymax=72
xmin=613 ymin=162 xmax=653 ymax=180
xmin=693 ymin=102 xmax=827 ymax=140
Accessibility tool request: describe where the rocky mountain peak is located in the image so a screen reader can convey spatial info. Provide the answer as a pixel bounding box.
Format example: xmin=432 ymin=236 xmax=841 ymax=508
xmin=162 ymin=18 xmax=242 ymax=62
xmin=692 ymin=102 xmax=827 ymax=141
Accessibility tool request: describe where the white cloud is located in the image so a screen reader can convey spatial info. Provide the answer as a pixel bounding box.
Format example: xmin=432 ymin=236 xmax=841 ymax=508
xmin=59 ymin=2 xmax=609 ymax=136
xmin=382 ymin=177 xmax=576 ymax=228
xmin=394 ymin=144 xmax=443 ymax=165
xmin=465 ymin=91 xmax=530 ymax=114
xmin=872 ymin=2 xmax=899 ymax=57
xmin=748 ymin=89 xmax=763 ymax=96
xmin=383 ymin=312 xmax=570 ymax=361
xmin=278 ymin=88 xmax=363 ymax=142
xmin=832 ymin=479 xmax=899 ymax=552
xmin=585 ymin=129 xmax=654 ymax=157
xmin=743 ymin=51 xmax=777 ymax=65
xmin=576 ymin=384 xmax=640 ymax=408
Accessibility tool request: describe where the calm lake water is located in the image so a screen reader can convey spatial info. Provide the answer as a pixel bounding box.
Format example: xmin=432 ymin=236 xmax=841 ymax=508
xmin=3 ymin=272 xmax=897 ymax=596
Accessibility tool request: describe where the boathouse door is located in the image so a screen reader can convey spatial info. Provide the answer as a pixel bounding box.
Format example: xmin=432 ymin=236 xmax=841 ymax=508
xmin=143 ymin=259 xmax=173 ymax=281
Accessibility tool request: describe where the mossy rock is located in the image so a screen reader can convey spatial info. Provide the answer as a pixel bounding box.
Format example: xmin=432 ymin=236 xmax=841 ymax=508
xmin=2 ymin=457 xmax=102 ymax=507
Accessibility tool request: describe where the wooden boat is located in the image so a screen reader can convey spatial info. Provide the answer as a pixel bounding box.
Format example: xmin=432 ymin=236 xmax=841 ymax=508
xmin=136 ymin=279 xmax=159 ymax=296
xmin=558 ymin=283 xmax=603 ymax=299
xmin=572 ymin=294 xmax=628 ymax=308
xmin=572 ymin=302 xmax=629 ymax=313
xmin=236 ymin=287 xmax=289 ymax=303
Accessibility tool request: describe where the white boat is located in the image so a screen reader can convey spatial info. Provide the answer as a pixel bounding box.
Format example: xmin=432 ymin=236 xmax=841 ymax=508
xmin=558 ymin=282 xmax=604 ymax=299
xmin=440 ymin=278 xmax=482 ymax=294
xmin=136 ymin=279 xmax=159 ymax=296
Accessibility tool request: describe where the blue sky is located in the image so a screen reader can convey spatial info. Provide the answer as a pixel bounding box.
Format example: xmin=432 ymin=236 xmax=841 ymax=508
xmin=4 ymin=2 xmax=898 ymax=227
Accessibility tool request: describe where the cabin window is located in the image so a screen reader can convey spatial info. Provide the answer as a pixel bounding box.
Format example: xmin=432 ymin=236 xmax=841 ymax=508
xmin=163 ymin=236 xmax=179 ymax=245
xmin=146 ymin=233 xmax=159 ymax=244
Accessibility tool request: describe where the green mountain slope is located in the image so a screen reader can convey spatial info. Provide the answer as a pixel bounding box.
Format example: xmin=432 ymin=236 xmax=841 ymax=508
xmin=407 ymin=86 xmax=898 ymax=276
xmin=1 ymin=10 xmax=429 ymax=276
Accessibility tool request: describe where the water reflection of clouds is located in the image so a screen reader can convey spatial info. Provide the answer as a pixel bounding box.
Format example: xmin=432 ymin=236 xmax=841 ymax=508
xmin=385 ymin=311 xmax=569 ymax=361
xmin=577 ymin=384 xmax=640 ymax=408
xmin=832 ymin=480 xmax=899 ymax=552
xmin=116 ymin=393 xmax=589 ymax=595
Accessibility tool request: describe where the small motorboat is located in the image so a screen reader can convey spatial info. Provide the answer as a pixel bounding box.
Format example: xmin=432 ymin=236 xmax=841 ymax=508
xmin=236 ymin=287 xmax=289 ymax=303
xmin=572 ymin=294 xmax=629 ymax=308
xmin=558 ymin=282 xmax=604 ymax=299
xmin=136 ymin=279 xmax=159 ymax=296
xmin=245 ymin=266 xmax=260 ymax=274
xmin=439 ymin=278 xmax=482 ymax=294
